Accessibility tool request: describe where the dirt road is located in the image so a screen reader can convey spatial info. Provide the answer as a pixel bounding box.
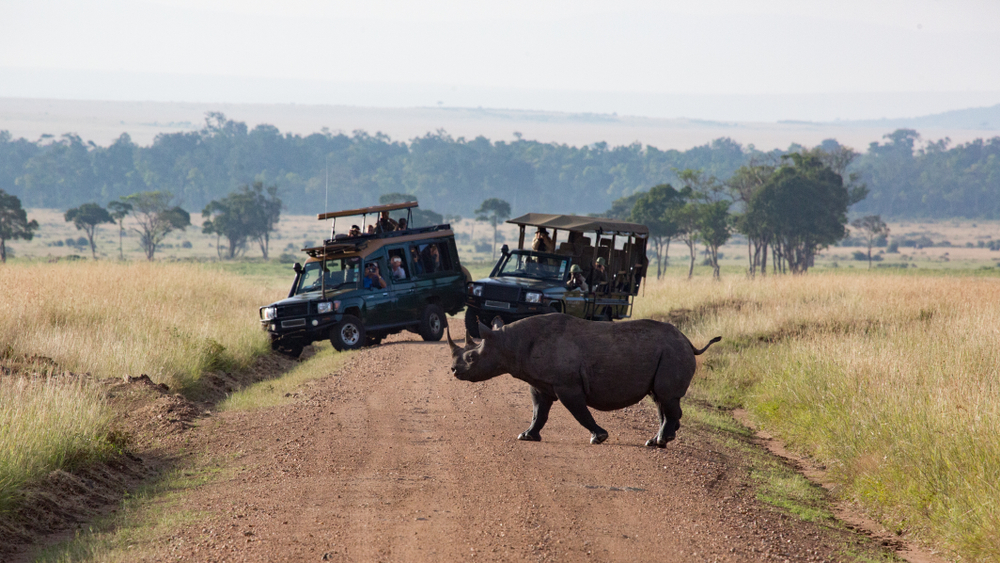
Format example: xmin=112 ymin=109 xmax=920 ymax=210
xmin=137 ymin=325 xmax=888 ymax=562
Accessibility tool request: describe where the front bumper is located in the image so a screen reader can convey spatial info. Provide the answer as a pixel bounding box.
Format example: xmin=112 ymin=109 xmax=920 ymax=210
xmin=260 ymin=312 xmax=342 ymax=344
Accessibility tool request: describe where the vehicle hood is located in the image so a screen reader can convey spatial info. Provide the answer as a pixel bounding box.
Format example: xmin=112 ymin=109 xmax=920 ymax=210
xmin=473 ymin=276 xmax=565 ymax=294
xmin=265 ymin=288 xmax=356 ymax=308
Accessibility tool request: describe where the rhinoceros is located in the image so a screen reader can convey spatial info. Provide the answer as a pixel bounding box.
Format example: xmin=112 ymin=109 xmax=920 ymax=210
xmin=447 ymin=313 xmax=721 ymax=446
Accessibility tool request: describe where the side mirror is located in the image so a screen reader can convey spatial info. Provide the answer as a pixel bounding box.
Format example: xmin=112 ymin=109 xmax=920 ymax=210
xmin=501 ymin=244 xmax=509 ymax=256
xmin=293 ymin=262 xmax=303 ymax=274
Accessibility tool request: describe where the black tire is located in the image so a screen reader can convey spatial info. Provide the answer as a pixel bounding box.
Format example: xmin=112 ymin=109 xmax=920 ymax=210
xmin=330 ymin=315 xmax=366 ymax=351
xmin=464 ymin=309 xmax=481 ymax=339
xmin=271 ymin=337 xmax=304 ymax=358
xmin=419 ymin=304 xmax=446 ymax=341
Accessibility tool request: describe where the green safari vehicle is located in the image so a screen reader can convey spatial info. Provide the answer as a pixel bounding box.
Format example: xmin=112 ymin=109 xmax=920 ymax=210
xmin=464 ymin=213 xmax=649 ymax=337
xmin=260 ymin=201 xmax=471 ymax=355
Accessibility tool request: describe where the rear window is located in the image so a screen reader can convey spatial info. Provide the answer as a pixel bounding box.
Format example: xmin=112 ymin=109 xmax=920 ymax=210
xmin=410 ymin=241 xmax=453 ymax=275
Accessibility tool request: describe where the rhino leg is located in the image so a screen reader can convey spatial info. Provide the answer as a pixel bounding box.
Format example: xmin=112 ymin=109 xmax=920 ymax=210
xmin=646 ymin=397 xmax=682 ymax=448
xmin=554 ymin=385 xmax=609 ymax=445
xmin=518 ymin=386 xmax=553 ymax=442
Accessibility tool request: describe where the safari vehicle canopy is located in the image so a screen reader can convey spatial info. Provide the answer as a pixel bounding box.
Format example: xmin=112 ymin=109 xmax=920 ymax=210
xmin=464 ymin=212 xmax=649 ymax=337
xmin=260 ymin=201 xmax=470 ymax=356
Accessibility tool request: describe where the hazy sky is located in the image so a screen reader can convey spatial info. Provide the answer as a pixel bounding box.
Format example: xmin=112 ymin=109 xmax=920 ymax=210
xmin=2 ymin=0 xmax=999 ymax=120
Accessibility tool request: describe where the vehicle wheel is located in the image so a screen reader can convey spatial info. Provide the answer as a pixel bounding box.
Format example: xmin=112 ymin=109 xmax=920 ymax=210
xmin=271 ymin=338 xmax=304 ymax=358
xmin=419 ymin=304 xmax=446 ymax=341
xmin=330 ymin=315 xmax=366 ymax=351
xmin=464 ymin=310 xmax=481 ymax=339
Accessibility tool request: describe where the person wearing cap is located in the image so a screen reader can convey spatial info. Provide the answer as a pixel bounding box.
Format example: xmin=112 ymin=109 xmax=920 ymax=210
xmin=566 ymin=264 xmax=589 ymax=292
xmin=588 ymin=256 xmax=608 ymax=292
xmin=348 ymin=225 xmax=362 ymax=237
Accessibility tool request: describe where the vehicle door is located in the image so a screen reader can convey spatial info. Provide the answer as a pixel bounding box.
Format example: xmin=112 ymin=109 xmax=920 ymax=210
xmin=361 ymin=255 xmax=394 ymax=327
xmin=386 ymin=245 xmax=420 ymax=323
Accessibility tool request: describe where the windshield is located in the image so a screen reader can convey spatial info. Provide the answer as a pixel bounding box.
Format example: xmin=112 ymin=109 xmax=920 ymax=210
xmin=295 ymin=258 xmax=361 ymax=295
xmin=496 ymin=251 xmax=570 ymax=281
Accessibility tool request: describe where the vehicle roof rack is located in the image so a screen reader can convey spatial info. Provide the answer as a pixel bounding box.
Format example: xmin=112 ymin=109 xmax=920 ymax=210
xmin=507 ymin=213 xmax=649 ymax=236
xmin=317 ymin=201 xmax=418 ymax=221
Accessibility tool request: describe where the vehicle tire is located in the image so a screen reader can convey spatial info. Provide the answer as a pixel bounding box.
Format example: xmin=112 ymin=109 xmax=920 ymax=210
xmin=419 ymin=304 xmax=446 ymax=341
xmin=464 ymin=310 xmax=481 ymax=339
xmin=271 ymin=338 xmax=304 ymax=358
xmin=330 ymin=315 xmax=366 ymax=351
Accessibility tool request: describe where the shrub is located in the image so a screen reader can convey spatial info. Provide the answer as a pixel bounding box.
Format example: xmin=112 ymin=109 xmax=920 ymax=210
xmin=181 ymin=241 xmax=193 ymax=249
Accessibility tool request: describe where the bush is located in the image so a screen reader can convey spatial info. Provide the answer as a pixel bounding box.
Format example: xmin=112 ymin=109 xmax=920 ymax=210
xmin=887 ymin=240 xmax=899 ymax=253
xmin=852 ymin=251 xmax=867 ymax=261
xmin=181 ymin=241 xmax=193 ymax=249
xmin=278 ymin=253 xmax=297 ymax=264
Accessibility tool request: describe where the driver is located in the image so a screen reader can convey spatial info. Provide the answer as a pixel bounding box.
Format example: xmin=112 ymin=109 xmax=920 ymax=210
xmin=363 ymin=262 xmax=387 ymax=289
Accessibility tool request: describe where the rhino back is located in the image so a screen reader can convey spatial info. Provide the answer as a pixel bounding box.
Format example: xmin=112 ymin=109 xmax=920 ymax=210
xmin=502 ymin=315 xmax=697 ymax=408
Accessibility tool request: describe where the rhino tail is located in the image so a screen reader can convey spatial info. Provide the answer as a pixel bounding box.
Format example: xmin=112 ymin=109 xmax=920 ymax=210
xmin=691 ymin=336 xmax=722 ymax=356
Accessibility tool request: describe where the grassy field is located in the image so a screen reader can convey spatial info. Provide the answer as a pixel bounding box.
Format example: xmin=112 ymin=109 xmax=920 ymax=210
xmin=0 ymin=261 xmax=289 ymax=514
xmin=635 ymin=272 xmax=1000 ymax=561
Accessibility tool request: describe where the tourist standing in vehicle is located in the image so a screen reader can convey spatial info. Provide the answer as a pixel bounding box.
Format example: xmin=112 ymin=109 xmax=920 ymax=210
xmin=377 ymin=211 xmax=398 ymax=233
xmin=532 ymin=228 xmax=553 ymax=252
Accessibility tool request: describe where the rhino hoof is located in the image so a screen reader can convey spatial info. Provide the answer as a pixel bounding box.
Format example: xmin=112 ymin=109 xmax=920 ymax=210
xmin=590 ymin=433 xmax=609 ymax=445
xmin=518 ymin=432 xmax=541 ymax=442
xmin=645 ymin=438 xmax=658 ymax=447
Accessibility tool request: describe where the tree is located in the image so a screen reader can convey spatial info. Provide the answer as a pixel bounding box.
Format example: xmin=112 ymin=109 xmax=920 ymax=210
xmin=248 ymin=182 xmax=282 ymax=259
xmin=746 ymin=154 xmax=852 ymax=274
xmin=669 ymin=203 xmax=702 ymax=279
xmin=629 ymin=184 xmax=685 ymax=278
xmin=107 ymin=200 xmax=132 ymax=260
xmin=727 ymin=161 xmax=776 ymax=277
xmin=475 ymin=198 xmax=512 ymax=260
xmin=122 ymin=191 xmax=190 ymax=261
xmin=0 ymin=189 xmax=38 ymax=263
xmin=696 ymin=200 xmax=732 ymax=280
xmin=851 ymin=215 xmax=889 ymax=269
xmin=64 ymin=203 xmax=113 ymax=259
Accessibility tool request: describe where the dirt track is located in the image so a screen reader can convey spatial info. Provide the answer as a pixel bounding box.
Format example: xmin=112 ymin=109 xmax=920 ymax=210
xmin=97 ymin=321 xmax=904 ymax=563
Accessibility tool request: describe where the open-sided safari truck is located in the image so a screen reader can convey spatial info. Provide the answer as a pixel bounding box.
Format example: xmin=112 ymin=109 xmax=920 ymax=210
xmin=464 ymin=213 xmax=649 ymax=337
xmin=260 ymin=201 xmax=471 ymax=356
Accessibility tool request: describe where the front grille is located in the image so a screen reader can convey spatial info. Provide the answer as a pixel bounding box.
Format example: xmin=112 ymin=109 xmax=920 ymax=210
xmin=482 ymin=285 xmax=521 ymax=303
xmin=277 ymin=303 xmax=308 ymax=318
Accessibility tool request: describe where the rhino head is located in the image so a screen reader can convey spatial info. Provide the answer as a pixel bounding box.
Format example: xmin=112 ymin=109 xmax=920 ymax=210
xmin=448 ymin=318 xmax=508 ymax=382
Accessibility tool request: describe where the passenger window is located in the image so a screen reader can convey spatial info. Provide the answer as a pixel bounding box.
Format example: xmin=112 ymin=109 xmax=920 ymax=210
xmin=387 ymin=248 xmax=409 ymax=281
xmin=408 ymin=245 xmax=426 ymax=276
xmin=417 ymin=242 xmax=452 ymax=274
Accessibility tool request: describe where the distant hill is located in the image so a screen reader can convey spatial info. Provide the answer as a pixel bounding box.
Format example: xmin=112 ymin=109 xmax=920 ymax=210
xmin=825 ymin=104 xmax=1000 ymax=132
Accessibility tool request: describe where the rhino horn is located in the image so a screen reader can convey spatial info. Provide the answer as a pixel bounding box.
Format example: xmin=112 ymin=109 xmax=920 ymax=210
xmin=446 ymin=327 xmax=461 ymax=353
xmin=478 ymin=321 xmax=495 ymax=340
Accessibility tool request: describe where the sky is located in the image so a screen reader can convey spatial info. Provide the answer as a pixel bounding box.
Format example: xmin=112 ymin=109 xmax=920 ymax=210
xmin=2 ymin=0 xmax=999 ymax=121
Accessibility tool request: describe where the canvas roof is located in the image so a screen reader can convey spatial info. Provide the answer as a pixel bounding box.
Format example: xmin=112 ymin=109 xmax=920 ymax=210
xmin=317 ymin=201 xmax=418 ymax=221
xmin=507 ymin=213 xmax=648 ymax=236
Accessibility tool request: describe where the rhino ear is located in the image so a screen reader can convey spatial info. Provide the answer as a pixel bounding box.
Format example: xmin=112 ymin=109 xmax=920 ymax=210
xmin=491 ymin=316 xmax=504 ymax=330
xmin=478 ymin=321 xmax=494 ymax=339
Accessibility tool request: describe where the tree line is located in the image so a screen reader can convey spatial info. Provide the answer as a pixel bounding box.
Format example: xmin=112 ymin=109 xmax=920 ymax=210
xmin=604 ymin=146 xmax=876 ymax=277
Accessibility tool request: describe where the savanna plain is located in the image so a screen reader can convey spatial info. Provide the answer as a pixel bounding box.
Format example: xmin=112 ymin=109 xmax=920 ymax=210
xmin=1 ymin=216 xmax=999 ymax=562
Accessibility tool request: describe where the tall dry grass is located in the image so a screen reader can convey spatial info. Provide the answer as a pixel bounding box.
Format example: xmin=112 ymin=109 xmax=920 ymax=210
xmin=0 ymin=261 xmax=281 ymax=391
xmin=0 ymin=261 xmax=283 ymax=512
xmin=636 ymin=273 xmax=1000 ymax=561
xmin=0 ymin=375 xmax=113 ymax=510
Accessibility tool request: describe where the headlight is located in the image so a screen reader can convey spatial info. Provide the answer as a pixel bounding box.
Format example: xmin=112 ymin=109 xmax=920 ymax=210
xmin=317 ymin=302 xmax=333 ymax=314
xmin=525 ymin=292 xmax=542 ymax=304
xmin=472 ymin=284 xmax=483 ymax=297
xmin=262 ymin=306 xmax=277 ymax=321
